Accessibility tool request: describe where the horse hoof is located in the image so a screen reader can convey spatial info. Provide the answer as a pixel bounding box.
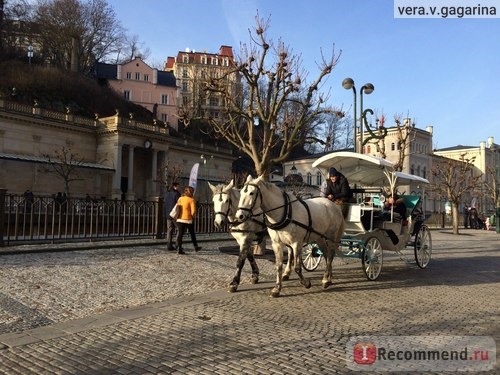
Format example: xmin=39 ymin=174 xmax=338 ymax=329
xmin=322 ymin=281 xmax=332 ymax=289
xmin=228 ymin=285 xmax=238 ymax=293
xmin=282 ymin=275 xmax=289 ymax=281
xmin=251 ymin=276 xmax=259 ymax=284
xmin=270 ymin=290 xmax=280 ymax=298
xmin=304 ymin=279 xmax=312 ymax=289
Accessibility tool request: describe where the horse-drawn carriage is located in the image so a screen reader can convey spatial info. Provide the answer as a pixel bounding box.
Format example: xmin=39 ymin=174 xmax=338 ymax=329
xmin=212 ymin=151 xmax=432 ymax=297
xmin=302 ymin=151 xmax=432 ymax=280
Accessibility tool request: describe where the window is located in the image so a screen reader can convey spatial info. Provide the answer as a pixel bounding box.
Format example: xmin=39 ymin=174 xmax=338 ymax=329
xmin=367 ymin=145 xmax=371 ymax=154
xmin=211 ymin=57 xmax=218 ymax=65
xmin=223 ymin=58 xmax=229 ymax=66
xmin=135 ymin=72 xmax=140 ymax=80
xmin=182 ymin=55 xmax=188 ymax=63
xmin=201 ymin=56 xmax=206 ymax=64
xmin=161 ymin=113 xmax=168 ymax=123
xmin=126 ymin=72 xmax=132 ymax=79
xmin=183 ymin=96 xmax=189 ymax=105
xmin=316 ymin=172 xmax=322 ymax=186
xmin=416 ymin=165 xmax=421 ymax=176
xmin=209 ymin=96 xmax=218 ymax=106
xmin=124 ymin=90 xmax=130 ymax=100
xmin=391 ymin=142 xmax=395 ymax=151
xmin=182 ymin=81 xmax=188 ymax=92
xmin=143 ymin=74 xmax=149 ymax=82
xmin=182 ymin=68 xmax=188 ymax=78
xmin=410 ymin=164 xmax=415 ymax=175
xmin=307 ymin=172 xmax=312 ymax=185
xmin=161 ymin=94 xmax=168 ymax=105
xmin=423 ymin=167 xmax=427 ymax=179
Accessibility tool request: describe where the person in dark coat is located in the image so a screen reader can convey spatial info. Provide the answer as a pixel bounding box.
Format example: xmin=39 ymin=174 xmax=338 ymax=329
xmin=164 ymin=182 xmax=181 ymax=250
xmin=323 ymin=167 xmax=352 ymax=217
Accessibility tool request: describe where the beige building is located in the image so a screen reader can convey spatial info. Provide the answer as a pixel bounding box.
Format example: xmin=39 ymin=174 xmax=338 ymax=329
xmin=165 ymin=45 xmax=235 ymax=120
xmin=434 ymin=137 xmax=498 ymax=214
xmin=0 ymin=99 xmax=233 ymax=201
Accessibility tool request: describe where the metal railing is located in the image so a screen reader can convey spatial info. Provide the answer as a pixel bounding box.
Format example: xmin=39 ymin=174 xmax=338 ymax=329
xmin=0 ymin=190 xmax=224 ymax=246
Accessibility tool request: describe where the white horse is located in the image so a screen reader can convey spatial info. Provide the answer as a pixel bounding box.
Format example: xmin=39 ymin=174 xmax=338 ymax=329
xmin=209 ymin=180 xmax=268 ymax=292
xmin=235 ymin=175 xmax=345 ymax=297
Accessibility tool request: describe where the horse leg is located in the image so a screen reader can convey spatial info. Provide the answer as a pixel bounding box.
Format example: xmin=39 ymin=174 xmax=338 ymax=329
xmin=270 ymin=241 xmax=284 ymax=297
xmin=246 ymin=247 xmax=260 ymax=284
xmin=292 ymin=243 xmax=311 ymax=289
xmin=229 ymin=236 xmax=248 ymax=293
xmin=282 ymin=245 xmax=293 ymax=281
xmin=321 ymin=240 xmax=334 ymax=289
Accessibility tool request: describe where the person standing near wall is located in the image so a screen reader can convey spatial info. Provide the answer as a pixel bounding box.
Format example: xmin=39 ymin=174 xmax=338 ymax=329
xmin=164 ymin=182 xmax=181 ymax=250
xmin=175 ymin=186 xmax=202 ymax=254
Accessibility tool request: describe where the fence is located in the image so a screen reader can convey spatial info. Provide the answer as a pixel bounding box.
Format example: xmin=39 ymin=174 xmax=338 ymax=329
xmin=0 ymin=190 xmax=225 ymax=246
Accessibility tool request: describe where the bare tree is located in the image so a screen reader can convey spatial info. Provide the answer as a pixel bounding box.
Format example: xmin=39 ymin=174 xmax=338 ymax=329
xmin=156 ymin=159 xmax=184 ymax=193
xmin=374 ymin=114 xmax=416 ymax=171
xmin=115 ymin=33 xmax=151 ymax=64
xmin=40 ymin=146 xmax=86 ymax=196
xmin=484 ymin=165 xmax=499 ymax=214
xmin=34 ymin=0 xmax=125 ymax=73
xmin=311 ymin=111 xmax=351 ymax=153
xmin=429 ymin=154 xmax=483 ymax=234
xmin=190 ymin=14 xmax=340 ymax=178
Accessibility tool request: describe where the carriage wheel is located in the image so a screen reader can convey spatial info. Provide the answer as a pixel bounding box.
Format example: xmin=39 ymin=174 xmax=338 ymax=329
xmin=362 ymin=237 xmax=383 ymax=280
xmin=414 ymin=224 xmax=432 ymax=269
xmin=301 ymin=242 xmax=322 ymax=272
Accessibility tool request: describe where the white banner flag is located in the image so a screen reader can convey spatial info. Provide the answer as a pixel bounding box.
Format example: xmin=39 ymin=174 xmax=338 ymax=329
xmin=189 ymin=163 xmax=199 ymax=191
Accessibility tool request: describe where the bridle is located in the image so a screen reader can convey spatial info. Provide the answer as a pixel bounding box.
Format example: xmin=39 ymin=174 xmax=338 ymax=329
xmin=213 ymin=191 xmax=232 ymax=222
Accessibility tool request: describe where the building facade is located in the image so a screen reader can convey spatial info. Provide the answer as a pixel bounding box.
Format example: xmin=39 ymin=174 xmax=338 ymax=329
xmin=164 ymin=45 xmax=235 ymax=120
xmin=0 ymin=99 xmax=233 ymax=202
xmin=434 ymin=137 xmax=499 ymax=215
xmin=94 ymin=58 xmax=178 ymax=128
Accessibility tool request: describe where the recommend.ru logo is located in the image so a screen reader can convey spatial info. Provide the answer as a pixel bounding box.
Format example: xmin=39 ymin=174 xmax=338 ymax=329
xmin=346 ymin=335 xmax=496 ymax=372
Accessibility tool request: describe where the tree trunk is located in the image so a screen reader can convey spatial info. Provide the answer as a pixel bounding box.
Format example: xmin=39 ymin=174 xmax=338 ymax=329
xmin=452 ymin=202 xmax=459 ymax=235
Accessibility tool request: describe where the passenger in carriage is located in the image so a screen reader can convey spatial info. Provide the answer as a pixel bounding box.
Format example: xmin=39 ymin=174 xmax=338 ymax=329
xmin=323 ymin=167 xmax=352 ymax=218
xmin=383 ymin=194 xmax=407 ymax=223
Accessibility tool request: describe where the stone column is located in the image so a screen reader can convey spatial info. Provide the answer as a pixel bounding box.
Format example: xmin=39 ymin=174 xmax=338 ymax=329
xmin=126 ymin=146 xmax=135 ymax=200
xmin=150 ymin=149 xmax=158 ymax=197
xmin=111 ymin=143 xmax=122 ymax=199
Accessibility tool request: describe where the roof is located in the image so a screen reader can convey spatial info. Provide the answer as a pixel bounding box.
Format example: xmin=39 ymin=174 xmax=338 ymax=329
xmin=93 ymin=62 xmax=117 ymax=79
xmin=0 ymin=153 xmax=114 ymax=171
xmin=434 ymin=145 xmax=475 ymax=152
xmin=157 ymin=71 xmax=176 ymax=87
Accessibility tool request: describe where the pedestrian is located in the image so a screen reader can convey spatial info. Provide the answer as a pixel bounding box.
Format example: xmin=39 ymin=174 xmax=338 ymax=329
xmin=164 ymin=182 xmax=181 ymax=250
xmin=323 ymin=167 xmax=352 ymax=217
xmin=175 ymin=186 xmax=202 ymax=254
xmin=23 ymin=189 xmax=34 ymax=213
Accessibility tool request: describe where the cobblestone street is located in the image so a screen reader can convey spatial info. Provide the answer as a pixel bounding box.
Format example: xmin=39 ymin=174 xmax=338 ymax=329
xmin=0 ymin=230 xmax=499 ymax=374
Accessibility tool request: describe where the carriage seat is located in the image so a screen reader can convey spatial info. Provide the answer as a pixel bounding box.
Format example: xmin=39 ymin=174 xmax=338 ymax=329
xmin=344 ymin=204 xmax=366 ymax=234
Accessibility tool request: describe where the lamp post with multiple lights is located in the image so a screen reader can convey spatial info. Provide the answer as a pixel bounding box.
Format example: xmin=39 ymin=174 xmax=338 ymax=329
xmin=342 ymin=78 xmax=374 ymax=153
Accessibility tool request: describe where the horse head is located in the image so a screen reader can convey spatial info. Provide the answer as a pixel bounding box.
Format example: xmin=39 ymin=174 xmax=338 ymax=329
xmin=209 ymin=180 xmax=235 ymax=228
xmin=236 ymin=175 xmax=265 ymax=222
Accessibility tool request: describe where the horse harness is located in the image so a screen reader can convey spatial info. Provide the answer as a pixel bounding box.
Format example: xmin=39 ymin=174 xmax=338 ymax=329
xmin=241 ymin=182 xmax=336 ymax=243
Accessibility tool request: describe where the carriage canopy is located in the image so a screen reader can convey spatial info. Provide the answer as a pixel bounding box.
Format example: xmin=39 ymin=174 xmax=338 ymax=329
xmin=312 ymin=151 xmax=429 ymax=191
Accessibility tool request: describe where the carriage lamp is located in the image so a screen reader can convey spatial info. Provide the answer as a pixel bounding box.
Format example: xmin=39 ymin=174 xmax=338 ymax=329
xmin=342 ymin=78 xmax=375 ymax=153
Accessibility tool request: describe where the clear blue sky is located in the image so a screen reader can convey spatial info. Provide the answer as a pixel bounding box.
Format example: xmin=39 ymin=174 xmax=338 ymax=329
xmin=107 ymin=0 xmax=499 ymax=149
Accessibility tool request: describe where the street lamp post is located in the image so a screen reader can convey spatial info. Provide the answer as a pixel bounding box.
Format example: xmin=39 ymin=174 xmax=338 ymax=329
xmin=342 ymin=78 xmax=375 ymax=153
xmin=27 ymin=45 xmax=34 ymax=65
xmin=200 ymin=154 xmax=213 ymax=202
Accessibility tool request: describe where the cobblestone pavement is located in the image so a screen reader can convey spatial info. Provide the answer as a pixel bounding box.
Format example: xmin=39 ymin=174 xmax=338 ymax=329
xmin=0 ymin=230 xmax=498 ymax=374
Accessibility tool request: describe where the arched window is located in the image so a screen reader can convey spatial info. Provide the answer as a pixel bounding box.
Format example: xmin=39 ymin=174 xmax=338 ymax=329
xmin=367 ymin=145 xmax=371 ymax=154
xmin=391 ymin=142 xmax=395 ymax=151
xmin=307 ymin=172 xmax=312 ymax=185
xmin=423 ymin=167 xmax=427 ymax=179
xmin=410 ymin=164 xmax=415 ymax=175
